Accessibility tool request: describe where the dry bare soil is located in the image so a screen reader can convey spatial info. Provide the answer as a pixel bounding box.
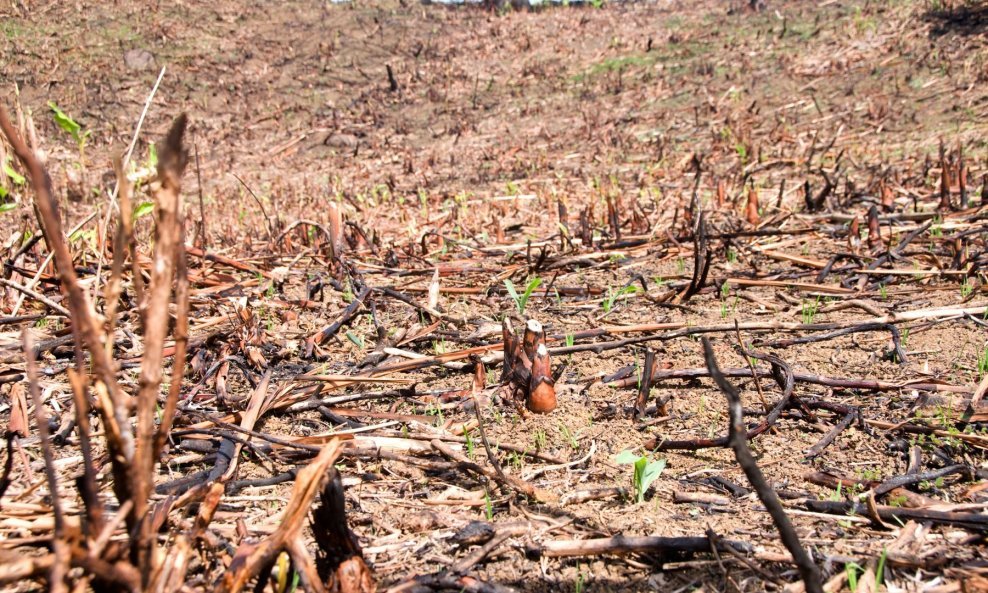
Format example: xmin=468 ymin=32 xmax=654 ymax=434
xmin=1 ymin=0 xmax=988 ymax=592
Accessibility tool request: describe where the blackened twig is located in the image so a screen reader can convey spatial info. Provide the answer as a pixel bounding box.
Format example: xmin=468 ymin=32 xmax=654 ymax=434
xmin=701 ymin=338 xmax=822 ymax=593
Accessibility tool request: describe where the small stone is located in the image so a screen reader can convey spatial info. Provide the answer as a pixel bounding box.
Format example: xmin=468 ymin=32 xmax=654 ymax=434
xmin=123 ymin=48 xmax=156 ymax=72
xmin=324 ymin=133 xmax=359 ymax=149
xmin=450 ymin=521 xmax=495 ymax=547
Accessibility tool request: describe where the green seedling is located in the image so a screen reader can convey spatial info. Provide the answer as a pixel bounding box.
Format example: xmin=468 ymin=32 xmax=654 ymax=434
xmin=465 ymin=430 xmax=476 ymax=458
xmin=559 ymin=423 xmax=578 ymax=449
xmin=484 ymin=489 xmax=494 ymax=520
xmin=978 ymin=346 xmax=988 ymax=378
xmin=602 ymin=285 xmax=638 ymax=313
xmin=504 ymin=277 xmax=542 ymax=314
xmin=614 ymin=450 xmax=666 ymax=504
xmin=345 ymin=331 xmax=364 ymax=350
xmin=878 ymin=283 xmax=887 ymax=301
xmin=801 ymin=297 xmax=820 ymax=324
xmin=960 ymin=280 xmax=974 ymax=299
xmin=846 ymin=562 xmax=862 ymax=592
xmin=1 ymin=157 xmax=25 ymax=212
xmin=48 ymin=101 xmax=92 ymax=165
xmin=876 ymin=547 xmax=888 ymax=588
xmin=720 ymin=281 xmax=731 ymax=298
xmin=534 ymin=429 xmax=547 ymax=451
xmin=565 ymin=334 xmax=575 ymax=347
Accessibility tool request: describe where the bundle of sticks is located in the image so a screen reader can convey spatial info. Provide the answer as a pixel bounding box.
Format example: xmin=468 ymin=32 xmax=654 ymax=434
xmin=500 ymin=318 xmax=557 ymax=414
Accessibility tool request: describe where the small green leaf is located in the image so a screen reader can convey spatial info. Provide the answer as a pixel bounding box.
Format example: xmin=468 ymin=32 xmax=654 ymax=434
xmin=147 ymin=141 xmax=158 ymax=168
xmin=3 ymin=157 xmax=25 ymax=185
xmin=504 ymin=279 xmax=519 ymax=304
xmin=614 ymin=450 xmax=640 ymax=465
xmin=133 ymin=201 xmax=155 ymax=219
xmin=48 ymin=101 xmax=83 ymax=144
xmin=0 ymin=201 xmax=17 ymax=213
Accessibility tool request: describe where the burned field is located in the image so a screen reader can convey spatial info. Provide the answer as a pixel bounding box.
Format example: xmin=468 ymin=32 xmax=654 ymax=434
xmin=1 ymin=0 xmax=987 ymax=591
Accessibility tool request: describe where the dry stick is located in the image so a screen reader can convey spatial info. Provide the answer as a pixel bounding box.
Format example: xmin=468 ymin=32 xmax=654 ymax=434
xmin=538 ymin=535 xmax=752 ymax=558
xmin=621 ymin=366 xmax=969 ymax=397
xmin=67 ymin=369 xmax=104 ymax=534
xmin=451 ymin=524 xmax=528 ymax=575
xmin=471 ymin=397 xmax=514 ymax=496
xmin=231 ymin=173 xmax=275 ymax=243
xmin=635 ymin=348 xmax=655 ymax=417
xmin=701 ymin=338 xmax=823 ymax=593
xmin=102 ymin=155 xmax=135 ymax=355
xmin=871 ymin=464 xmax=971 ymax=499
xmin=0 ymin=277 xmax=70 ymax=316
xmin=218 ymin=440 xmax=345 ymax=593
xmin=804 ymin=500 xmax=988 ymax=531
xmin=735 ymin=325 xmax=770 ymax=414
xmin=755 ymin=322 xmax=907 ymax=363
xmin=23 ymin=332 xmax=68 ymax=593
xmin=304 ymin=284 xmax=372 ymax=358
xmin=153 ymin=225 xmax=189 ymax=463
xmin=133 ymin=114 xmax=189 ymax=582
xmin=0 ymin=105 xmax=136 ymax=507
xmin=193 ymin=140 xmax=207 ymax=249
xmin=92 ymin=65 xmax=166 ymax=305
xmin=804 ymin=409 xmax=856 ymax=458
xmin=207 ymin=372 xmax=272 ymax=484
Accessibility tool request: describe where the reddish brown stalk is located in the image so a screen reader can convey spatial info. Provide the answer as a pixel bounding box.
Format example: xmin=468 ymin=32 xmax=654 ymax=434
xmin=23 ymin=332 xmax=69 ymax=593
xmin=218 ymin=439 xmax=346 ymax=593
xmin=745 ymin=185 xmax=760 ymax=225
xmin=528 ymin=343 xmax=556 ymax=413
xmin=866 ymin=205 xmax=883 ymax=250
xmin=133 ymin=115 xmax=189 ymax=580
xmin=0 ymin=105 xmax=135 ymax=504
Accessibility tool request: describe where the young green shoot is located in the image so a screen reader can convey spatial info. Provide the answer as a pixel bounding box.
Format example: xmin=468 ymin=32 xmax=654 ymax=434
xmin=504 ymin=277 xmax=542 ymax=314
xmin=614 ymin=450 xmax=666 ymax=504
xmin=559 ymin=423 xmax=579 ymax=449
xmin=602 ymin=284 xmax=638 ymax=313
xmin=48 ymin=101 xmax=92 ymax=166
xmin=801 ymin=296 xmax=820 ymax=324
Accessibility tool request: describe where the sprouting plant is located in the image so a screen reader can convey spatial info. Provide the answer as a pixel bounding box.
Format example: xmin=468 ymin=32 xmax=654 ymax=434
xmin=534 ymin=429 xmax=548 ymax=451
xmin=878 ymin=283 xmax=887 ymax=301
xmin=574 ymin=571 xmax=585 ymax=593
xmin=341 ymin=330 xmax=363 ymax=350
xmin=876 ymin=547 xmax=888 ymax=588
xmin=900 ymin=328 xmax=909 ymax=348
xmin=465 ymin=430 xmax=476 ymax=458
xmin=48 ymin=101 xmax=92 ymax=166
xmin=887 ymin=494 xmax=907 ymax=507
xmin=433 ymin=338 xmax=447 ymax=355
xmin=720 ymin=281 xmax=731 ymax=299
xmin=504 ymin=277 xmax=542 ymax=314
xmin=559 ymin=423 xmax=578 ymax=449
xmin=846 ymin=562 xmax=862 ymax=592
xmin=602 ymin=285 xmax=638 ymax=313
xmin=484 ymin=489 xmax=494 ymax=520
xmin=960 ymin=279 xmax=974 ymax=299
xmin=565 ymin=334 xmax=575 ymax=347
xmin=426 ymin=402 xmax=445 ymax=426
xmin=0 ymin=157 xmax=25 ymax=212
xmin=676 ymin=257 xmax=686 ymax=275
xmin=801 ymin=297 xmax=820 ymax=324
xmin=930 ymin=215 xmax=943 ymax=237
xmin=828 ymin=481 xmax=844 ymax=502
xmin=720 ymin=302 xmax=729 ymax=319
xmin=614 ymin=450 xmax=666 ymax=504
xmin=978 ymin=345 xmax=988 ymax=378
